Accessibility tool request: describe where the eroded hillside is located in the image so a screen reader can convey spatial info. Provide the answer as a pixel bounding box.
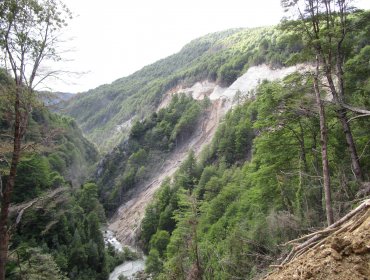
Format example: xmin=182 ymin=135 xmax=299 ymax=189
xmin=109 ymin=64 xmax=307 ymax=247
xmin=63 ymin=27 xmax=304 ymax=150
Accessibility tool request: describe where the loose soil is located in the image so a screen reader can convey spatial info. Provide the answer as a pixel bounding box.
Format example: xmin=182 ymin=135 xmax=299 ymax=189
xmin=264 ymin=207 xmax=370 ymax=280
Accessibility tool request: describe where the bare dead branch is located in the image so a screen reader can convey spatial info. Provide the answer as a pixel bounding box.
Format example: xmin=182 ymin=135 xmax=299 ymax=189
xmin=341 ymin=103 xmax=370 ymax=115
xmin=15 ymin=200 xmax=38 ymax=226
xmin=0 ymin=134 xmax=14 ymax=140
xmin=358 ymin=140 xmax=370 ymax=160
xmin=280 ymin=199 xmax=370 ymax=266
xmin=347 ymin=113 xmax=370 ymax=122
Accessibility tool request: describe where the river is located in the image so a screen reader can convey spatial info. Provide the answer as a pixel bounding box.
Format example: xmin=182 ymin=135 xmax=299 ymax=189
xmin=104 ymin=230 xmax=146 ymax=280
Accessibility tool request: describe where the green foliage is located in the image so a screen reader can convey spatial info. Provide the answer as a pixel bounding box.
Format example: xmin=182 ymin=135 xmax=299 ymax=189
xmin=343 ymin=44 xmax=370 ymax=176
xmin=50 ymin=171 xmax=65 ymax=188
xmin=145 ymin=249 xmax=163 ymax=277
xmin=175 ymin=150 xmax=199 ymax=191
xmin=7 ymin=182 xmax=110 ymax=280
xmin=149 ymin=230 xmax=170 ymax=257
xmin=5 ymin=110 xmax=97 ymax=203
xmin=211 ymin=102 xmax=254 ymax=165
xmin=8 ymin=248 xmax=68 ymax=280
xmin=1 ymin=68 xmax=104 ymax=279
xmin=13 ymin=154 xmax=51 ymax=203
xmin=1 ymin=105 xmax=99 ymax=203
xmin=77 ymin=182 xmax=103 ymax=214
xmin=97 ymin=94 xmax=204 ymax=214
xmin=344 ymin=45 xmax=370 ymax=108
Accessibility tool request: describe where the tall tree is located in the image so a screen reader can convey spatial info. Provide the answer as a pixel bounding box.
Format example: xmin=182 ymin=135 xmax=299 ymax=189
xmin=281 ymin=0 xmax=369 ymax=182
xmin=0 ymin=1 xmax=71 ymax=278
xmin=313 ymin=55 xmax=334 ymax=225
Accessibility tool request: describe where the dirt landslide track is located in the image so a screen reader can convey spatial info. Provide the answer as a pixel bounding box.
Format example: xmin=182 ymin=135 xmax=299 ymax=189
xmin=108 ymin=99 xmax=226 ymax=247
xmin=264 ymin=203 xmax=370 ymax=280
xmin=108 ymin=64 xmax=306 ymax=248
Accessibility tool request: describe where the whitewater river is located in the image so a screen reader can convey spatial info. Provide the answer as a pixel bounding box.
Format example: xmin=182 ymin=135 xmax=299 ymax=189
xmin=104 ymin=230 xmax=146 ymax=280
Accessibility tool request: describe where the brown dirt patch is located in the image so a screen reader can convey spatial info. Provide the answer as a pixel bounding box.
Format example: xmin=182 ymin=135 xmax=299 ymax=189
xmin=264 ymin=209 xmax=370 ymax=280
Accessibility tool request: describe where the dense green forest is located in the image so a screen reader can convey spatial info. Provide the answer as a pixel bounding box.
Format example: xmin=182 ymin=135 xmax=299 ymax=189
xmin=6 ymin=178 xmax=137 ymax=279
xmin=0 ymin=75 xmax=98 ymax=200
xmin=64 ymin=26 xmax=305 ymax=151
xmin=0 ymin=69 xmax=134 ymax=279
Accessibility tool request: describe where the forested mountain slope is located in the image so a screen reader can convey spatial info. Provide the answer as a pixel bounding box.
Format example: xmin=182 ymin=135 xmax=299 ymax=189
xmin=0 ymin=70 xmax=130 ymax=279
xmin=64 ymin=26 xmax=304 ymax=150
xmin=140 ymin=63 xmax=370 ymax=278
xmin=0 ymin=73 xmax=98 ymax=192
xmin=57 ymin=7 xmax=370 ymax=280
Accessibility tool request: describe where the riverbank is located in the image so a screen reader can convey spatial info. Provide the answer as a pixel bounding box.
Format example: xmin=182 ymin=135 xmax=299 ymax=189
xmin=103 ymin=229 xmax=146 ymax=280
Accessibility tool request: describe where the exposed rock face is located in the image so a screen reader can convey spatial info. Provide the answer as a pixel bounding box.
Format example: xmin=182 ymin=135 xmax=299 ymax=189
xmin=108 ymin=64 xmax=308 ymax=247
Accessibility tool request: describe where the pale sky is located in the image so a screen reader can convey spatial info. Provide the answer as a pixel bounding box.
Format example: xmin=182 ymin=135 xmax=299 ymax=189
xmin=46 ymin=0 xmax=370 ymax=93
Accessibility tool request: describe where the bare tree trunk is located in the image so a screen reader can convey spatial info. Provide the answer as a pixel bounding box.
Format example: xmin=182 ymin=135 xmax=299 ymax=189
xmin=322 ymin=62 xmax=364 ymax=182
xmin=319 ymin=0 xmax=364 ymax=183
xmin=311 ymin=127 xmax=324 ymax=220
xmin=0 ymin=90 xmax=22 ymax=280
xmin=299 ymin=120 xmax=309 ymax=172
xmin=313 ymin=56 xmax=334 ymax=226
xmin=337 ymin=109 xmax=364 ymax=181
xmin=335 ymin=48 xmax=364 ymax=181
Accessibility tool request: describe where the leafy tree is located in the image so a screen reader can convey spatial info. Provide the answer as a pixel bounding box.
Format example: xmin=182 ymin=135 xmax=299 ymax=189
xmin=141 ymin=203 xmax=161 ymax=250
xmin=281 ymin=0 xmax=360 ymax=224
xmin=49 ymin=171 xmax=65 ymax=188
xmin=13 ymin=154 xmax=51 ymax=203
xmin=78 ymin=182 xmax=100 ymax=213
xmin=149 ymin=230 xmax=170 ymax=257
xmin=163 ymin=190 xmax=202 ymax=279
xmin=344 ymin=45 xmax=370 ymax=109
xmin=145 ymin=249 xmax=162 ymax=277
xmin=69 ymin=229 xmax=87 ymax=273
xmin=175 ymin=150 xmax=199 ymax=191
xmin=11 ymin=248 xmax=68 ymax=280
xmin=281 ymin=0 xmax=369 ymax=185
xmin=0 ymin=1 xmax=71 ymax=277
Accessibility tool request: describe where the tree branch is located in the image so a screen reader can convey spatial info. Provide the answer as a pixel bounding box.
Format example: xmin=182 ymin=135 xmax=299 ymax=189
xmin=340 ymin=103 xmax=370 ymax=115
xmin=15 ymin=200 xmax=38 ymax=226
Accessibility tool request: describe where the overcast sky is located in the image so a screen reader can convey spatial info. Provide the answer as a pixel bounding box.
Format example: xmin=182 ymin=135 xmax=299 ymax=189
xmin=47 ymin=0 xmax=370 ymax=93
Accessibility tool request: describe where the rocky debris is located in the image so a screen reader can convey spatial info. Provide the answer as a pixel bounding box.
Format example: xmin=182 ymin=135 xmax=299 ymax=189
xmin=108 ymin=99 xmax=224 ymax=246
xmin=264 ymin=199 xmax=370 ymax=280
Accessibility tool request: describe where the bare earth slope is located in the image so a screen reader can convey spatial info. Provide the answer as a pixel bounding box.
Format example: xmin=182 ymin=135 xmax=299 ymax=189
xmin=264 ymin=201 xmax=370 ymax=280
xmin=108 ymin=97 xmax=225 ymax=246
xmin=108 ymin=64 xmax=306 ymax=247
